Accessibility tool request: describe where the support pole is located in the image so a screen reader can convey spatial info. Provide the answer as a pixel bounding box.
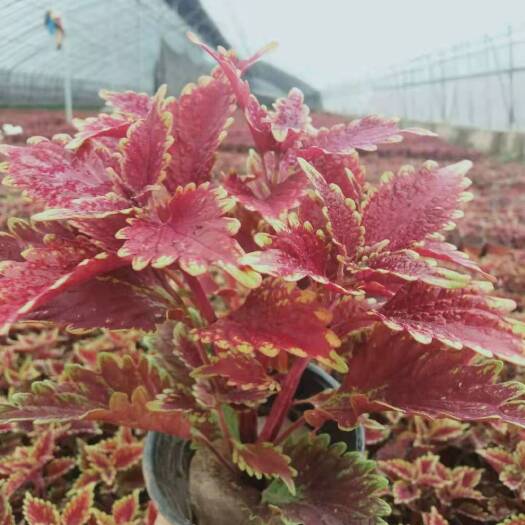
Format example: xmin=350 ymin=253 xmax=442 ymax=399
xmin=63 ymin=38 xmax=73 ymax=124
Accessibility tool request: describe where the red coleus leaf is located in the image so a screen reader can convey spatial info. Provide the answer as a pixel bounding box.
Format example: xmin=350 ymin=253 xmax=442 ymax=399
xmin=100 ymin=89 xmax=152 ymax=117
xmin=0 ymin=430 xmax=55 ymax=497
xmin=197 ymin=279 xmax=345 ymax=372
xmin=355 ymin=249 xmax=470 ymax=292
xmin=68 ymin=114 xmax=131 ymax=150
xmin=267 ymin=88 xmax=311 ymax=142
xmin=413 ymin=239 xmax=495 ymax=281
xmin=374 ymin=281 xmax=525 ymax=364
xmin=144 ymin=503 xmax=158 ymax=525
xmin=362 ymin=161 xmax=472 ymax=251
xmin=0 ymin=233 xmax=125 ymax=333
xmin=23 ymin=494 xmax=60 ymax=525
xmin=0 ymin=351 xmax=192 ymax=438
xmin=30 ymin=268 xmax=167 ymax=331
xmin=303 ymin=114 xmax=434 ymax=153
xmin=241 ymin=215 xmax=346 ymax=292
xmin=298 ymin=158 xmax=363 ymax=258
xmin=360 ymin=415 xmax=391 ymax=445
xmin=1 ymin=139 xmax=113 ymax=208
xmin=164 ymin=75 xmax=235 ymax=190
xmin=478 ymin=447 xmax=515 ymax=474
xmin=112 ymin=491 xmax=140 ymax=525
xmin=193 ymin=353 xmax=278 ymax=392
xmin=116 ymin=183 xmax=260 ymax=288
xmin=188 ymin=34 xmax=279 ymax=153
xmin=479 ymin=442 xmax=525 ymax=497
xmin=113 ymin=96 xmax=172 ymax=203
xmin=257 ymin=433 xmax=390 ymax=525
xmin=297 ymin=148 xmax=364 ymax=202
xmin=378 ymin=458 xmax=414 ymax=481
xmin=232 ymin=441 xmax=296 ymax=493
xmin=414 ymin=418 xmax=468 ymax=445
xmin=305 ymin=328 xmax=525 ymax=430
xmin=224 ymin=171 xmax=307 ymax=222
xmin=61 ymin=486 xmax=95 ymax=525
xmin=437 ymin=466 xmax=484 ymax=503
xmin=44 ymin=457 xmax=76 ymax=482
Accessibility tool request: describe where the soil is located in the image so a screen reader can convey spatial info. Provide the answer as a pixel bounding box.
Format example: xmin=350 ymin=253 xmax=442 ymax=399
xmin=188 ymin=446 xmax=260 ymax=525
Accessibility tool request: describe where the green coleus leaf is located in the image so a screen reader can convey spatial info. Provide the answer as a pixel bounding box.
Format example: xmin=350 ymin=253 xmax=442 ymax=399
xmin=254 ymin=433 xmax=390 ymax=525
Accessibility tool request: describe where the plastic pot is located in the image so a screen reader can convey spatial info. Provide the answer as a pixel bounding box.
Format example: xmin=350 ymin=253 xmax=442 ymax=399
xmin=143 ymin=363 xmax=365 ymax=524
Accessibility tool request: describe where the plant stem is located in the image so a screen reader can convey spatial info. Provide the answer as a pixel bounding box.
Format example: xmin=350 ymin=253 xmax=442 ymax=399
xmin=194 ymin=431 xmax=237 ymax=476
xmin=275 ymin=415 xmax=305 ymax=446
xmin=258 ymin=357 xmax=309 ymax=443
xmin=239 ymin=409 xmax=258 ymax=443
xmin=183 ymin=272 xmax=216 ymax=325
xmin=217 ymin=406 xmax=233 ymax=456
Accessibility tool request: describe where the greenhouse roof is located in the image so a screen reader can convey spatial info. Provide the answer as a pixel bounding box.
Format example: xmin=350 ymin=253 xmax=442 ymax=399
xmin=0 ymin=0 xmax=208 ymax=93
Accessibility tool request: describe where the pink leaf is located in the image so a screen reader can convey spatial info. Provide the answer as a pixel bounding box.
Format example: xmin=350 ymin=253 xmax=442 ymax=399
xmin=304 ymin=115 xmax=435 ymax=153
xmin=117 ymin=183 xmax=259 ymax=288
xmin=374 ymin=281 xmax=525 ymax=364
xmin=224 ymin=171 xmax=307 ymax=221
xmin=268 ymin=88 xmax=311 ymax=142
xmin=100 ymin=89 xmax=152 ymax=117
xmin=363 ymin=161 xmax=473 ymax=251
xmin=197 ymin=279 xmax=345 ymax=372
xmin=305 ymin=328 xmax=525 ymax=429
xmin=241 ymin=218 xmax=345 ymax=292
xmin=164 ymin=75 xmax=235 ymax=189
xmin=115 ymin=99 xmax=172 ymax=202
xmin=298 ymin=158 xmax=363 ymax=258
xmin=1 ymin=140 xmax=113 ymax=207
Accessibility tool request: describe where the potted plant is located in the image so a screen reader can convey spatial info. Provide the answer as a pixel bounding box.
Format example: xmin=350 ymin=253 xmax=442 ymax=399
xmin=0 ymin=36 xmax=524 ymax=524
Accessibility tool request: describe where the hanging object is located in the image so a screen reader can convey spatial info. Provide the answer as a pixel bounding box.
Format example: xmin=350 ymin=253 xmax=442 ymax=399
xmin=44 ymin=9 xmax=65 ymax=49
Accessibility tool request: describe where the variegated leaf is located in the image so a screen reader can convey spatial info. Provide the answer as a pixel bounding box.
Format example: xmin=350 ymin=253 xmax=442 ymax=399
xmin=305 ymin=328 xmax=525 ymax=429
xmin=298 ymin=158 xmax=363 ymax=258
xmin=232 ymin=441 xmax=296 ymax=492
xmin=303 ymin=115 xmax=435 ymax=153
xmin=257 ymin=433 xmax=390 ymax=525
xmin=116 ymin=183 xmax=260 ymax=288
xmin=197 ymin=279 xmax=345 ymax=372
xmin=114 ymin=98 xmax=172 ymax=202
xmin=1 ymin=140 xmax=113 ymax=208
xmin=0 ymin=351 xmax=192 ymax=438
xmin=165 ymin=75 xmax=235 ymax=189
xmin=363 ymin=161 xmax=472 ymax=251
xmin=374 ymin=281 xmax=525 ymax=364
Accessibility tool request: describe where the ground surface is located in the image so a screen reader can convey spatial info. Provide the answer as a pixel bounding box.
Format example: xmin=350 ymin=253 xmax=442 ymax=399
xmin=0 ymin=108 xmax=524 ymax=524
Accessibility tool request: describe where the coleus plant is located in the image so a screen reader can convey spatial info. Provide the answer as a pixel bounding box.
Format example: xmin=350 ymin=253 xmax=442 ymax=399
xmin=0 ymin=36 xmax=524 ymax=524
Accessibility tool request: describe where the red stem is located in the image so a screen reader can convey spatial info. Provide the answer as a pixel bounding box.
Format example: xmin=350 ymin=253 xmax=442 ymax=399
xmin=239 ymin=409 xmax=258 ymax=443
xmin=274 ymin=415 xmax=305 ymax=446
xmin=258 ymin=357 xmax=309 ymax=443
xmin=183 ymin=272 xmax=216 ymax=324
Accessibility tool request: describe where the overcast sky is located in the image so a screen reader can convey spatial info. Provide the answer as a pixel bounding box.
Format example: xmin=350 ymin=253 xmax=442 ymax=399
xmin=202 ymin=0 xmax=525 ymax=89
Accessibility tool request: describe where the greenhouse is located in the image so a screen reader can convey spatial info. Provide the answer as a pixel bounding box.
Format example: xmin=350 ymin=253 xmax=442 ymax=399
xmin=0 ymin=1 xmax=524 ymax=524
